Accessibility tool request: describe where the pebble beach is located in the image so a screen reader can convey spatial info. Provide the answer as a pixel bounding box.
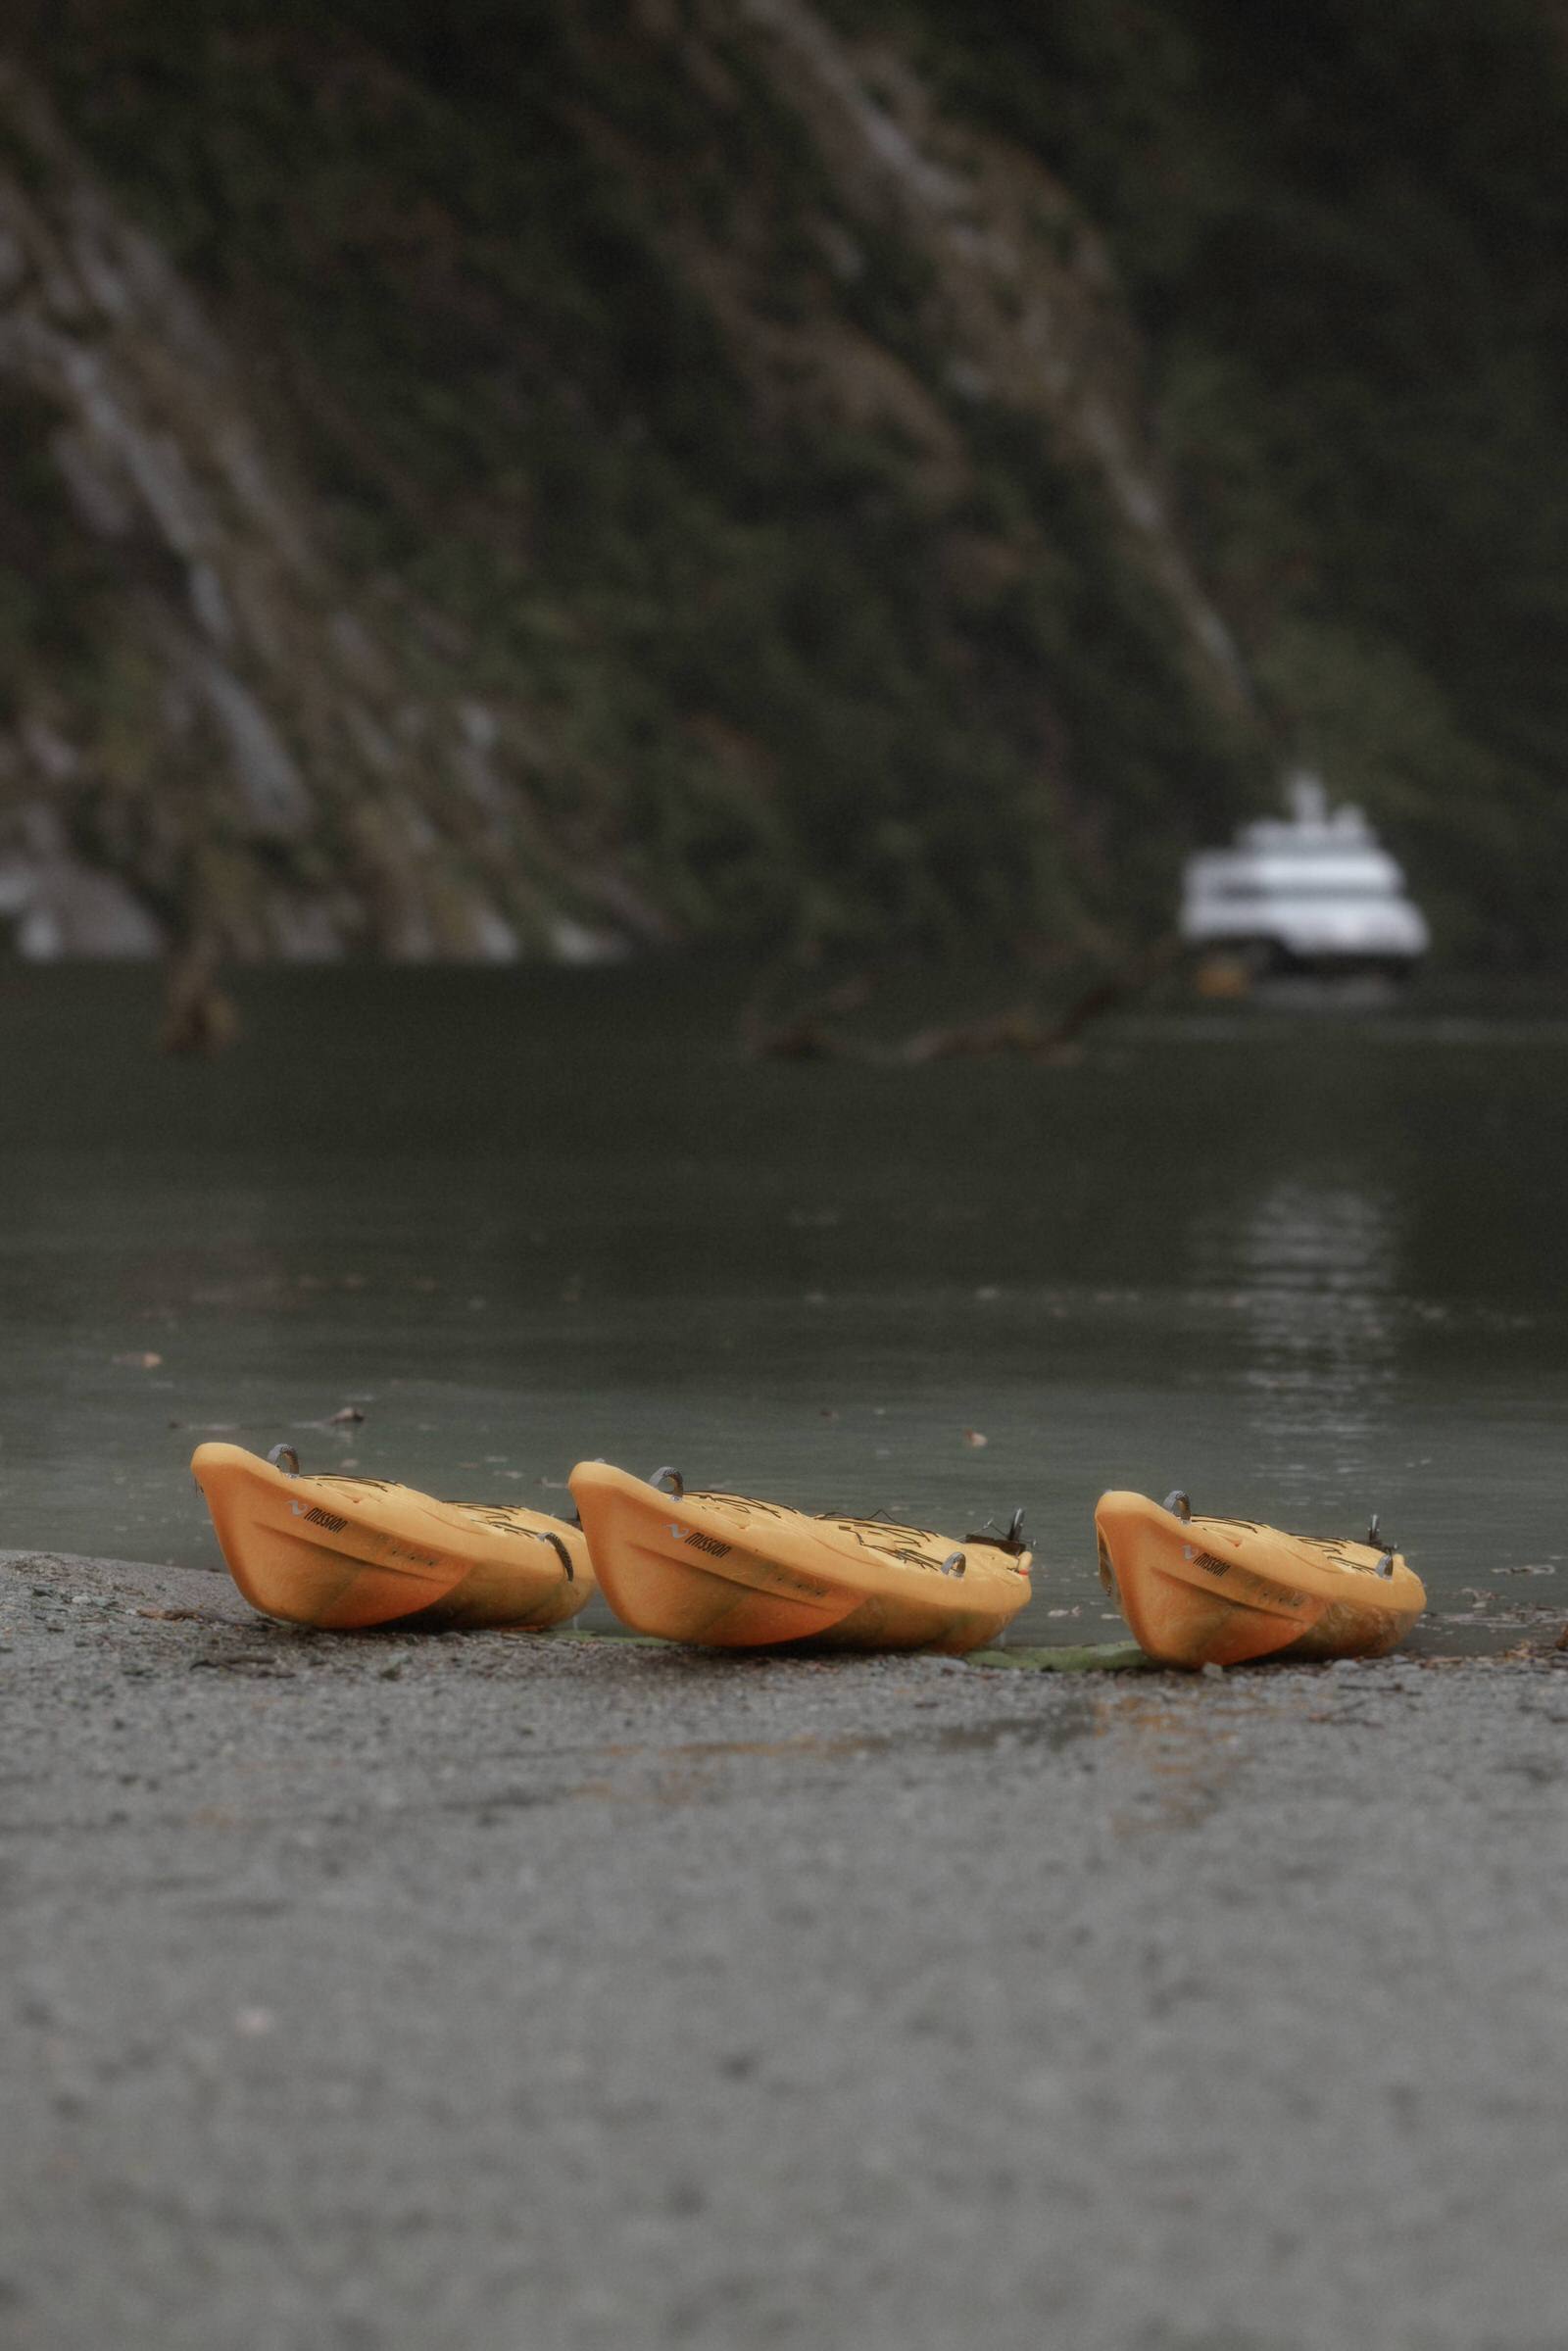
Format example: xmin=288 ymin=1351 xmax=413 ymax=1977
xmin=4 ymin=1543 xmax=1565 ymax=2350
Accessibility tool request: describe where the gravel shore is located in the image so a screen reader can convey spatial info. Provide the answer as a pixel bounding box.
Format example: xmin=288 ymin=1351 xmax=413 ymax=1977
xmin=4 ymin=1544 xmax=1566 ymax=2351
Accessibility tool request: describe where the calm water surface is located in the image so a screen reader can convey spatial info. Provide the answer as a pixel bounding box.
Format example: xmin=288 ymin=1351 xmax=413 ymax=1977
xmin=2 ymin=965 xmax=1564 ymax=1646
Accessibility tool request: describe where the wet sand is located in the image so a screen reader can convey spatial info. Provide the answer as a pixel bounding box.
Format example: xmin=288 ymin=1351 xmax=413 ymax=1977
xmin=4 ymin=1544 xmax=1566 ymax=2351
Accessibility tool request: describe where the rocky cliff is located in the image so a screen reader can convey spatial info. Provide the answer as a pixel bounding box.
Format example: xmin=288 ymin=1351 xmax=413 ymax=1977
xmin=3 ymin=1 xmax=1565 ymax=964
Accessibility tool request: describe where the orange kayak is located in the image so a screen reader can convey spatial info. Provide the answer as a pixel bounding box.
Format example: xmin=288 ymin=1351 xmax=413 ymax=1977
xmin=192 ymin=1441 xmax=592 ymax=1632
xmin=1095 ymin=1489 xmax=1424 ymax=1668
xmin=570 ymin=1462 xmax=1032 ymax=1653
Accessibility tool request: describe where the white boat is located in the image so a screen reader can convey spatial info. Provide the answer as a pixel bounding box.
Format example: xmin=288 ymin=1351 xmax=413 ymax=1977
xmin=1180 ymin=772 xmax=1429 ymax=976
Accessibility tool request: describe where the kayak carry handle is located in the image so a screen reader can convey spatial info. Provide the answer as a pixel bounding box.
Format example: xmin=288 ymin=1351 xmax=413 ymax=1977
xmin=942 ymin=1550 xmax=967 ymax=1578
xmin=650 ymin=1465 xmax=685 ymax=1498
xmin=1162 ymin=1489 xmax=1192 ymax=1523
xmin=1366 ymin=1512 xmax=1397 ymax=1575
xmin=964 ymin=1506 xmax=1028 ymax=1558
xmin=268 ymin=1444 xmax=301 ymax=1477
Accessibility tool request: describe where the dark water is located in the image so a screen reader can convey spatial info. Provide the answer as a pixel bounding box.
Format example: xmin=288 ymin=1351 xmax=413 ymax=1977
xmin=2 ymin=964 xmax=1564 ymax=1646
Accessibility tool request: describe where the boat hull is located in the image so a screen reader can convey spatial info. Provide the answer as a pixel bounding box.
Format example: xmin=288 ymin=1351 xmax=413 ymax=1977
xmin=570 ymin=1464 xmax=1031 ymax=1654
xmin=192 ymin=1442 xmax=592 ymax=1631
xmin=1095 ymin=1491 xmax=1424 ymax=1669
xmin=1179 ymin=772 xmax=1429 ymax=974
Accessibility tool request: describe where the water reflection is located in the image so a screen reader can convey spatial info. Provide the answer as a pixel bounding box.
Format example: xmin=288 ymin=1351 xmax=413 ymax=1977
xmin=1193 ymin=1176 xmax=1400 ymax=1517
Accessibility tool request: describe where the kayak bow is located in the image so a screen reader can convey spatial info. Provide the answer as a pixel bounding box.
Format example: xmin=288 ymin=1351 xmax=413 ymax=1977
xmin=192 ymin=1441 xmax=592 ymax=1631
xmin=570 ymin=1461 xmax=1031 ymax=1653
xmin=1095 ymin=1488 xmax=1424 ymax=1668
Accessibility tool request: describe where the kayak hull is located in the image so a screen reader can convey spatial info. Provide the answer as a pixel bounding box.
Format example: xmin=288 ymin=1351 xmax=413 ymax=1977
xmin=191 ymin=1442 xmax=592 ymax=1631
xmin=570 ymin=1463 xmax=1031 ymax=1654
xmin=1095 ymin=1490 xmax=1424 ymax=1670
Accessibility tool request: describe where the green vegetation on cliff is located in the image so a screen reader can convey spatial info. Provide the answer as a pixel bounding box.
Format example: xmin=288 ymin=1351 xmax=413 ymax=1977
xmin=837 ymin=0 xmax=1568 ymax=959
xmin=4 ymin=0 xmax=1567 ymax=962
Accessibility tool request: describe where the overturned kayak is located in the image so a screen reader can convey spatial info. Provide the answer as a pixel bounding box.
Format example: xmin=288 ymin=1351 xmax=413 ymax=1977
xmin=570 ymin=1462 xmax=1032 ymax=1653
xmin=192 ymin=1442 xmax=592 ymax=1632
xmin=1095 ymin=1489 xmax=1424 ymax=1669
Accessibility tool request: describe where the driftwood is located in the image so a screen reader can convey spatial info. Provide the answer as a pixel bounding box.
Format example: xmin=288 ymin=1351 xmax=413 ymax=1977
xmin=159 ymin=941 xmax=239 ymax=1056
xmin=900 ymin=1004 xmax=1054 ymax=1063
xmin=1026 ymin=930 xmax=1183 ymax=1053
xmin=743 ymin=936 xmax=1182 ymax=1065
xmin=738 ymin=971 xmax=882 ymax=1062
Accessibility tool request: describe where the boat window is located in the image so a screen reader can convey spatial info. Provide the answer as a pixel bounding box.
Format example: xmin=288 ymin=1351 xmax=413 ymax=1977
xmin=1198 ymin=877 xmax=1404 ymax=901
